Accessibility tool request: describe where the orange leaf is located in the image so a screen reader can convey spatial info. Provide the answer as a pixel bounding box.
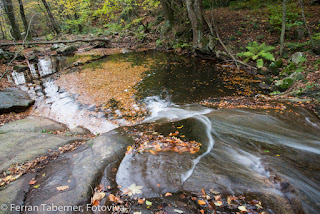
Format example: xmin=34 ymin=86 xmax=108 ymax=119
xmin=165 ymin=192 xmax=172 ymax=197
xmin=29 ymin=180 xmax=37 ymax=185
xmin=201 ymin=188 xmax=206 ymax=196
xmin=215 ymin=195 xmax=221 ymax=200
xmin=200 ymin=209 xmax=205 ymax=214
xmin=56 ymin=185 xmax=69 ymax=191
xmin=138 ymin=198 xmax=145 ymax=204
xmin=108 ymin=194 xmax=115 ymax=202
xmin=198 ymin=200 xmax=206 ymax=205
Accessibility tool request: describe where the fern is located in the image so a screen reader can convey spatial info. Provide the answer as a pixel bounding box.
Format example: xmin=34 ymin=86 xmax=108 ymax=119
xmin=237 ymin=41 xmax=275 ymax=68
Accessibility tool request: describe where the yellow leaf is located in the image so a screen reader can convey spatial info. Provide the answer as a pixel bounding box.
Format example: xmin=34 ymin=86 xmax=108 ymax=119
xmin=214 ymin=201 xmax=223 ymax=206
xmin=92 ymin=192 xmax=105 ymax=202
xmin=238 ymin=206 xmax=247 ymax=212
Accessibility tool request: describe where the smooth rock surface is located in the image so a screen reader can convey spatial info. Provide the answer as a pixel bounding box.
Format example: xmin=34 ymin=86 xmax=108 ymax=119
xmin=0 ymin=116 xmax=67 ymax=133
xmin=24 ymin=129 xmax=132 ymax=213
xmin=0 ymin=175 xmax=33 ymax=214
xmin=0 ymin=131 xmax=81 ymax=172
xmin=0 ymin=88 xmax=34 ymax=114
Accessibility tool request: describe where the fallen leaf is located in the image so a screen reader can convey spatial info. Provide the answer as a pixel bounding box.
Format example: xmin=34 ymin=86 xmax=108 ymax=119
xmin=126 ymin=183 xmax=143 ymax=196
xmin=108 ymin=194 xmax=116 ymax=202
xmin=146 ymin=200 xmax=152 ymax=206
xmin=92 ymin=192 xmax=105 ymax=202
xmin=34 ymin=184 xmax=40 ymax=189
xmin=214 ymin=201 xmax=223 ymax=206
xmin=200 ymin=209 xmax=204 ymax=214
xmin=56 ymin=185 xmax=69 ymax=191
xmin=201 ymin=188 xmax=206 ymax=196
xmin=165 ymin=192 xmax=172 ymax=197
xmin=138 ymin=198 xmax=145 ymax=204
xmin=215 ymin=195 xmax=221 ymax=200
xmin=29 ymin=180 xmax=37 ymax=185
xmin=173 ymin=209 xmax=184 ymax=213
xmin=238 ymin=206 xmax=247 ymax=212
xmin=198 ymin=200 xmax=206 ymax=205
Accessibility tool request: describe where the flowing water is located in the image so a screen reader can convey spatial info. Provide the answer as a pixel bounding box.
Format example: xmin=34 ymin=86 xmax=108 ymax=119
xmin=9 ymin=50 xmax=320 ymax=213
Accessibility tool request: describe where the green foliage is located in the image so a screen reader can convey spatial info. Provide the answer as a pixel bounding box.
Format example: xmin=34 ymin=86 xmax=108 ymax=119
xmin=237 ymin=41 xmax=275 ymax=68
xmin=230 ymin=0 xmax=277 ymax=10
xmin=313 ymin=32 xmax=320 ymax=41
xmin=269 ymin=91 xmax=281 ymax=95
xmin=93 ymin=0 xmax=159 ymax=23
xmin=172 ymin=42 xmax=190 ymax=50
xmin=286 ymin=41 xmax=310 ymax=52
xmin=156 ymin=39 xmax=165 ymax=47
xmin=45 ymin=34 xmax=54 ymax=41
xmin=267 ymin=4 xmax=302 ymax=33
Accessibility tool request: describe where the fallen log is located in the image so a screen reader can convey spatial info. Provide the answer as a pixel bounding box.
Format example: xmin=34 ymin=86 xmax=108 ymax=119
xmin=0 ymin=38 xmax=110 ymax=47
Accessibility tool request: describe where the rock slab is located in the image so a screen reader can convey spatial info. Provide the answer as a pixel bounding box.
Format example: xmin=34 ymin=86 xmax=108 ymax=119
xmin=0 ymin=88 xmax=34 ymax=114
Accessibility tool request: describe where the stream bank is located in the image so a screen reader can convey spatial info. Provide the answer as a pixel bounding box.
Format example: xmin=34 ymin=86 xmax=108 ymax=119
xmin=0 ymin=49 xmax=319 ymax=214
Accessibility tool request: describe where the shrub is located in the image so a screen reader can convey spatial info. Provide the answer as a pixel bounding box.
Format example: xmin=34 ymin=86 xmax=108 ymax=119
xmin=237 ymin=41 xmax=275 ymax=68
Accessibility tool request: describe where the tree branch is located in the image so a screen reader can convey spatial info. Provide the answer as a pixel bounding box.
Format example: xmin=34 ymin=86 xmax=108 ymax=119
xmin=0 ymin=38 xmax=110 ymax=47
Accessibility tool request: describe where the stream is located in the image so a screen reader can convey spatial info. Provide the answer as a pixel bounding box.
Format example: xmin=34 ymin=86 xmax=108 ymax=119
xmin=8 ymin=50 xmax=320 ymax=213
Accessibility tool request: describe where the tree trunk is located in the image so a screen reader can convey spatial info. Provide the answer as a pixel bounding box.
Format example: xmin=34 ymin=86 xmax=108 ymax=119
xmin=185 ymin=0 xmax=205 ymax=50
xmin=41 ymin=0 xmax=60 ymax=35
xmin=2 ymin=0 xmax=21 ymax=40
xmin=74 ymin=13 xmax=82 ymax=33
xmin=298 ymin=0 xmax=316 ymax=50
xmin=280 ymin=0 xmax=287 ymax=57
xmin=0 ymin=19 xmax=6 ymax=39
xmin=17 ymin=0 xmax=31 ymax=38
xmin=160 ymin=0 xmax=174 ymax=26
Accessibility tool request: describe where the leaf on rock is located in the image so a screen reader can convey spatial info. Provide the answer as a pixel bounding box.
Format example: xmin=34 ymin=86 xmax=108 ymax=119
xmin=146 ymin=200 xmax=152 ymax=206
xmin=214 ymin=201 xmax=223 ymax=206
xmin=198 ymin=200 xmax=206 ymax=205
xmin=238 ymin=206 xmax=247 ymax=212
xmin=165 ymin=192 xmax=172 ymax=197
xmin=29 ymin=180 xmax=37 ymax=185
xmin=56 ymin=185 xmax=69 ymax=191
xmin=126 ymin=183 xmax=143 ymax=196
xmin=92 ymin=192 xmax=105 ymax=202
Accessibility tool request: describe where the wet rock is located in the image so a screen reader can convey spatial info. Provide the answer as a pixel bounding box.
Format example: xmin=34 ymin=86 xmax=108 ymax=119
xmin=24 ymin=129 xmax=132 ymax=213
xmin=92 ymin=41 xmax=110 ymax=49
xmin=116 ymin=152 xmax=193 ymax=198
xmin=116 ymin=117 xmax=210 ymax=198
xmin=288 ymin=71 xmax=305 ymax=81
xmin=0 ymin=116 xmax=67 ymax=133
xmin=275 ymin=78 xmax=294 ymax=90
xmin=13 ymin=64 xmax=29 ymax=72
xmin=69 ymin=126 xmax=91 ymax=135
xmin=0 ymin=88 xmax=34 ymax=114
xmin=27 ymin=54 xmax=38 ymax=62
xmin=0 ymin=174 xmax=33 ymax=214
xmin=50 ymin=43 xmax=66 ymax=51
xmin=56 ymin=45 xmax=77 ymax=56
xmin=291 ymin=52 xmax=305 ymax=65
